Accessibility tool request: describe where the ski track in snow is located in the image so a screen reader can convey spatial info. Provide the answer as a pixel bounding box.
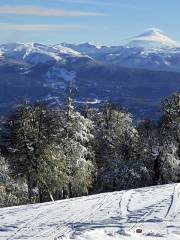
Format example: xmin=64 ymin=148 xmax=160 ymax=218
xmin=6 ymin=201 xmax=60 ymax=240
xmin=38 ymin=193 xmax=112 ymax=239
xmin=165 ymin=183 xmax=180 ymax=219
xmin=0 ymin=184 xmax=180 ymax=240
xmin=54 ymin=192 xmax=114 ymax=240
xmin=126 ymin=183 xmax=180 ymax=238
xmin=119 ymin=189 xmax=134 ymax=218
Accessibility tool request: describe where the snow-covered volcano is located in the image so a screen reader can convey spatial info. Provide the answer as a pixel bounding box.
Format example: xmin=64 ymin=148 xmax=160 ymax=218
xmin=127 ymin=28 xmax=178 ymax=49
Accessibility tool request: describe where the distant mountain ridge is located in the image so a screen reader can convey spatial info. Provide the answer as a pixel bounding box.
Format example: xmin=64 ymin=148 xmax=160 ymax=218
xmin=0 ymin=42 xmax=90 ymax=65
xmin=61 ymin=29 xmax=180 ymax=72
xmin=1 ymin=29 xmax=180 ymax=72
xmin=0 ymin=29 xmax=179 ymax=119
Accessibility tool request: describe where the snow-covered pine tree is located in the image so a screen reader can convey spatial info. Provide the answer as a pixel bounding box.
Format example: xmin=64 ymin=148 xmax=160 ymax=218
xmin=94 ymin=104 xmax=152 ymax=191
xmin=0 ymin=153 xmax=27 ymax=207
xmin=55 ymin=85 xmax=95 ymax=198
xmin=137 ymin=118 xmax=160 ymax=185
xmin=157 ymin=92 xmax=180 ymax=183
xmin=1 ymin=102 xmax=69 ymax=203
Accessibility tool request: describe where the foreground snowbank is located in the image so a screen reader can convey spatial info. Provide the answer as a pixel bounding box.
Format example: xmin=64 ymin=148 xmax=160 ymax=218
xmin=63 ymin=229 xmax=180 ymax=240
xmin=0 ymin=184 xmax=180 ymax=240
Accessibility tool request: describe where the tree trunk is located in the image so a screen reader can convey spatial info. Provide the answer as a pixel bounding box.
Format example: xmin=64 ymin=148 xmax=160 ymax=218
xmin=153 ymin=155 xmax=160 ymax=184
xmin=27 ymin=176 xmax=33 ymax=203
xmin=47 ymin=190 xmax=54 ymax=202
xmin=62 ymin=187 xmax=66 ymax=199
xmin=112 ymin=177 xmax=117 ymax=191
xmin=68 ymin=183 xmax=73 ymax=198
xmin=178 ymin=142 xmax=180 ymax=159
xmin=39 ymin=187 xmax=43 ymax=203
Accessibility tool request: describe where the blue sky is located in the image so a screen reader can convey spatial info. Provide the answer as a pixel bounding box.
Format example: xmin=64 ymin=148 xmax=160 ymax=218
xmin=0 ymin=0 xmax=180 ymax=45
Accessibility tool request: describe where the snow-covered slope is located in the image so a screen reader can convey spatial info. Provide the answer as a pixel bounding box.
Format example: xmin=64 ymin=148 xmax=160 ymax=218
xmin=60 ymin=42 xmax=104 ymax=56
xmin=64 ymin=29 xmax=179 ymax=53
xmin=0 ymin=43 xmax=85 ymax=65
xmin=127 ymin=28 xmax=178 ymax=49
xmin=1 ymin=184 xmax=180 ymax=240
xmin=1 ymin=29 xmax=180 ymax=71
xmin=60 ymin=29 xmax=180 ymax=72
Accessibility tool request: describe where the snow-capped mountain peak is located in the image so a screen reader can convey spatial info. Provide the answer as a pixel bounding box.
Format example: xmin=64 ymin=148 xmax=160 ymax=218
xmin=60 ymin=42 xmax=104 ymax=56
xmin=127 ymin=28 xmax=179 ymax=49
xmin=52 ymin=44 xmax=83 ymax=57
xmin=78 ymin=42 xmax=103 ymax=49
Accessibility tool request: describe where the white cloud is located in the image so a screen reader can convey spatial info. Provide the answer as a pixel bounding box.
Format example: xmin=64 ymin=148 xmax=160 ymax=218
xmin=53 ymin=0 xmax=109 ymax=5
xmin=54 ymin=0 xmax=141 ymax=8
xmin=0 ymin=5 xmax=105 ymax=17
xmin=0 ymin=23 xmax=90 ymax=31
xmin=57 ymin=0 xmax=100 ymax=4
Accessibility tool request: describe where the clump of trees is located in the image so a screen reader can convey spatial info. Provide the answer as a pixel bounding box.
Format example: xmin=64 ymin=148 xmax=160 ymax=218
xmin=0 ymin=154 xmax=28 ymax=207
xmin=0 ymin=92 xmax=179 ymax=207
xmin=1 ymin=98 xmax=95 ymax=203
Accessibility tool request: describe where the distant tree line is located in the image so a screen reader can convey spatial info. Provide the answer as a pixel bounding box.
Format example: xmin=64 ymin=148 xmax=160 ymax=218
xmin=0 ymin=91 xmax=179 ymax=207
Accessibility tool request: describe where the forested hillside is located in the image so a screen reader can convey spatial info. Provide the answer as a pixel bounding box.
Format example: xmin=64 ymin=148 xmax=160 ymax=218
xmin=0 ymin=90 xmax=179 ymax=207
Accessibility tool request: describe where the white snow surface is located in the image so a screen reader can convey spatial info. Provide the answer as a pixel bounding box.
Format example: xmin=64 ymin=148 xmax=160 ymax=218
xmin=1 ymin=29 xmax=180 ymax=71
xmin=127 ymin=28 xmax=179 ymax=49
xmin=0 ymin=43 xmax=84 ymax=64
xmin=1 ymin=183 xmax=180 ymax=240
xmin=60 ymin=42 xmax=104 ymax=55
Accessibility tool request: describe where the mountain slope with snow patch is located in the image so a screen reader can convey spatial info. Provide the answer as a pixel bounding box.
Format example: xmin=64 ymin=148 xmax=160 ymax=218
xmin=62 ymin=29 xmax=180 ymax=72
xmin=0 ymin=43 xmax=87 ymax=65
xmin=1 ymin=29 xmax=180 ymax=72
xmin=0 ymin=183 xmax=180 ymax=240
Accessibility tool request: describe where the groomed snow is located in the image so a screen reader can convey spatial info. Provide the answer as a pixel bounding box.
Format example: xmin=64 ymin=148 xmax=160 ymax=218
xmin=0 ymin=184 xmax=180 ymax=240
